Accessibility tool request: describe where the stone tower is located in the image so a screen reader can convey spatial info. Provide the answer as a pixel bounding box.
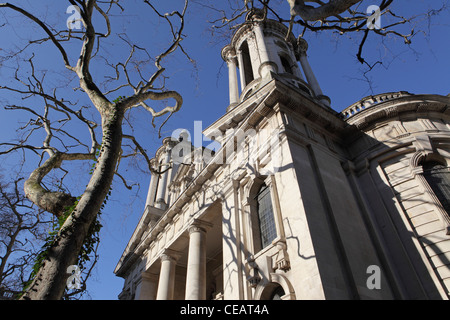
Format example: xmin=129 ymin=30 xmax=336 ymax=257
xmin=115 ymin=10 xmax=450 ymax=300
xmin=221 ymin=9 xmax=330 ymax=112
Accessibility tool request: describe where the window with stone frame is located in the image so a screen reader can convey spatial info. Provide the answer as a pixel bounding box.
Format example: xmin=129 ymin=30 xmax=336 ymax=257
xmin=270 ymin=285 xmax=286 ymax=300
xmin=254 ymin=183 xmax=277 ymax=250
xmin=422 ymin=161 xmax=450 ymax=216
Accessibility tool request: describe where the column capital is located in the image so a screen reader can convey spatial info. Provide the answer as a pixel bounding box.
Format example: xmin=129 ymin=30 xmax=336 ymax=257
xmin=160 ymin=249 xmax=182 ymax=263
xmin=188 ymin=219 xmax=213 ymax=235
xmin=163 ymin=137 xmax=178 ymax=149
xmin=221 ymin=45 xmax=236 ymax=63
xmin=297 ymin=37 xmax=308 ymax=56
xmin=141 ymin=272 xmax=159 ymax=282
xmin=245 ymin=8 xmax=265 ymax=22
xmin=226 ymin=57 xmax=238 ymax=67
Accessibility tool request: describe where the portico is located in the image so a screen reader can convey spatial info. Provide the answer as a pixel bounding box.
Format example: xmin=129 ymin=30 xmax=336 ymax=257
xmin=131 ymin=201 xmax=223 ymax=300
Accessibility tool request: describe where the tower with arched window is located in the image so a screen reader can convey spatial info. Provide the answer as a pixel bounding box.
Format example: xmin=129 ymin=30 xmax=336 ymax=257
xmin=221 ymin=9 xmax=330 ymax=112
xmin=115 ymin=10 xmax=450 ymax=301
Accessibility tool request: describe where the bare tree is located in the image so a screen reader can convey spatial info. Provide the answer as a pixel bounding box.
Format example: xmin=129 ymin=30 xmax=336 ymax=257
xmin=0 ymin=0 xmax=191 ymax=300
xmin=0 ymin=173 xmax=97 ymax=300
xmin=0 ymin=175 xmax=50 ymax=299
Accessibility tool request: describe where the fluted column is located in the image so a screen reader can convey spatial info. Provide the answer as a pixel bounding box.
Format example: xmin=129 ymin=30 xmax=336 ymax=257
xmin=156 ymin=250 xmax=180 ymax=300
xmin=185 ymin=221 xmax=212 ymax=300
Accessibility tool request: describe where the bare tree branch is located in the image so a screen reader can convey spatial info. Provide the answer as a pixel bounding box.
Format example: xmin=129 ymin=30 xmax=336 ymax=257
xmin=0 ymin=174 xmax=51 ymax=297
xmin=0 ymin=3 xmax=74 ymax=70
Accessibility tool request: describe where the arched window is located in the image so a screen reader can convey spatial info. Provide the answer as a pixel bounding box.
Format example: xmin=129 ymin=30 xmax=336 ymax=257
xmin=422 ymin=161 xmax=450 ymax=215
xmin=240 ymin=41 xmax=254 ymax=86
xmin=270 ymin=286 xmax=285 ymax=300
xmin=279 ymin=55 xmax=293 ymax=75
xmin=255 ymin=183 xmax=277 ymax=250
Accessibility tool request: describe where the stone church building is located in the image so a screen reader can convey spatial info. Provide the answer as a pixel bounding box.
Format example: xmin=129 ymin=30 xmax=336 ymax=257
xmin=114 ymin=11 xmax=450 ymax=300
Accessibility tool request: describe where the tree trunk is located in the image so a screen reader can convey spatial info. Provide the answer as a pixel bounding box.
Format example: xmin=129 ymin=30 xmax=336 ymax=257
xmin=20 ymin=108 xmax=124 ymax=300
xmin=24 ymin=153 xmax=77 ymax=218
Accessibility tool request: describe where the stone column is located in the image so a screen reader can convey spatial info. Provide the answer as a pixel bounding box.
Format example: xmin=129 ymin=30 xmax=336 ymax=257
xmin=155 ymin=147 xmax=171 ymax=209
xmin=144 ymin=171 xmax=157 ymax=207
xmin=227 ymin=57 xmax=240 ymax=105
xmin=253 ymin=22 xmax=277 ymax=78
xmin=236 ymin=50 xmax=246 ymax=91
xmin=156 ymin=250 xmax=180 ymax=300
xmin=222 ymin=46 xmax=240 ymax=106
xmin=185 ymin=221 xmax=212 ymax=300
xmin=298 ymin=37 xmax=330 ymax=107
xmin=287 ymin=45 xmax=304 ymax=80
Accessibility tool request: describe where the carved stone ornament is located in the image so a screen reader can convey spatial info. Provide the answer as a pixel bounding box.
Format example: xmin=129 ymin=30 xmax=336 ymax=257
xmin=160 ymin=249 xmax=181 ymax=263
xmin=188 ymin=220 xmax=212 ymax=235
xmin=245 ymin=8 xmax=265 ymax=21
xmin=221 ymin=45 xmax=236 ymax=62
xmin=274 ymin=241 xmax=291 ymax=272
xmin=246 ymin=257 xmax=261 ymax=288
xmin=188 ymin=225 xmax=206 ymax=235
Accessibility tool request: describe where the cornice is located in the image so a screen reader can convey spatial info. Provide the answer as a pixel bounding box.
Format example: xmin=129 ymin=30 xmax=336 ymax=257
xmin=343 ymin=94 xmax=450 ymax=131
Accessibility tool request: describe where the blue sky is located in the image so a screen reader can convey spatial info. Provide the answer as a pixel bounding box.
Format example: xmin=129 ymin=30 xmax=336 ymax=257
xmin=0 ymin=1 xmax=449 ymax=299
